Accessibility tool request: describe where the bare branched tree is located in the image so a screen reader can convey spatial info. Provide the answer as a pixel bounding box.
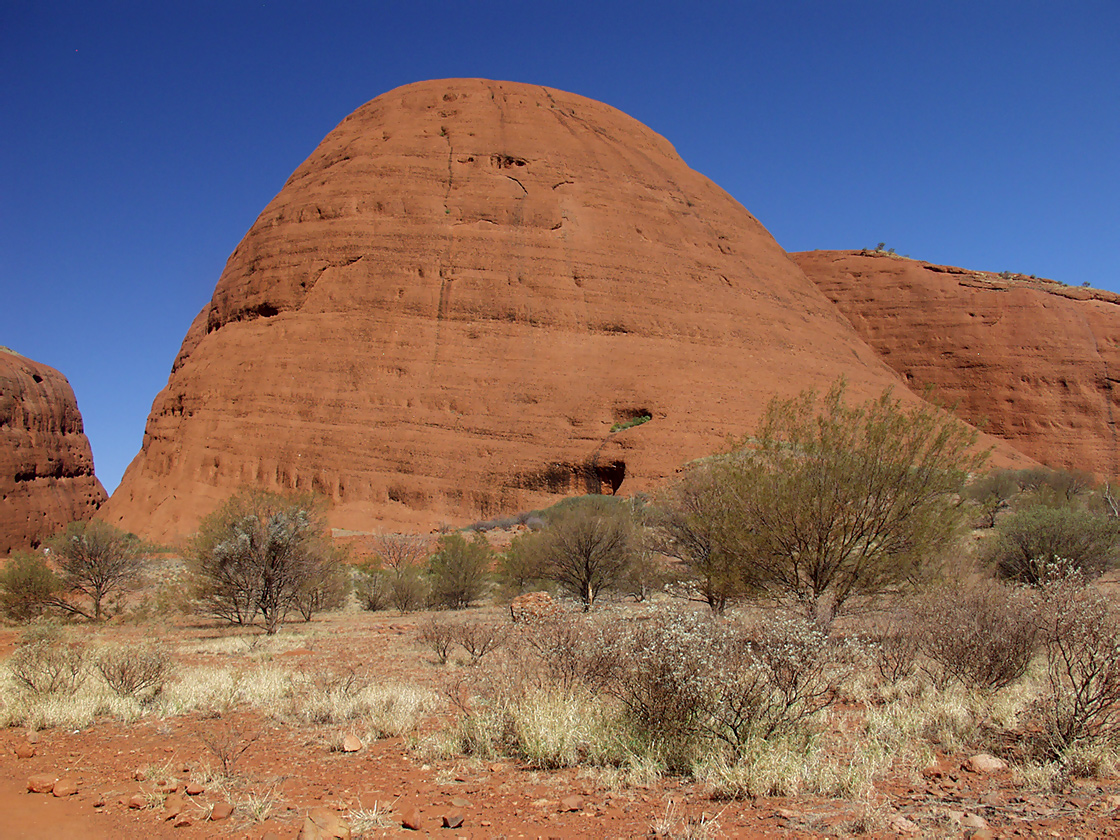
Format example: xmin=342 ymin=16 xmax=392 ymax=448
xmin=535 ymin=497 xmax=638 ymax=610
xmin=367 ymin=534 xmax=430 ymax=570
xmin=190 ymin=490 xmax=337 ymax=634
xmin=47 ymin=520 xmax=149 ymax=621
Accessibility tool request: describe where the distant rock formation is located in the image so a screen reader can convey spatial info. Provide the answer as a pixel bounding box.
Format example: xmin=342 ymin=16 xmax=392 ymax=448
xmin=1 ymin=347 xmax=106 ymax=554
xmin=103 ymin=80 xmax=1022 ymax=544
xmin=793 ymin=250 xmax=1120 ymax=478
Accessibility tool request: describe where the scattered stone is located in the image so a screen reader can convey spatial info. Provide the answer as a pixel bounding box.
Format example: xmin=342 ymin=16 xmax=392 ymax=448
xmin=559 ymin=795 xmax=584 ymax=812
xmin=510 ymin=591 xmax=560 ymax=624
xmin=27 ymin=774 xmax=56 ymax=794
xmin=443 ymin=811 xmax=465 ymax=828
xmin=14 ymin=742 xmax=36 ymax=759
xmin=889 ymin=814 xmax=920 ymax=834
xmin=299 ymin=807 xmax=352 ymax=840
xmin=93 ymin=793 xmax=107 ymax=808
xmin=1106 ymin=794 xmax=1120 ymax=810
xmin=962 ymin=813 xmax=990 ymax=830
xmin=161 ymin=793 xmax=185 ymax=820
xmin=173 ymin=816 xmax=192 ymax=828
xmin=401 ymin=807 xmax=424 ymax=830
xmin=209 ymin=801 xmax=234 ymax=821
xmin=450 ymin=797 xmax=471 ymax=808
xmin=128 ymin=794 xmax=147 ymax=810
xmin=133 ymin=769 xmax=147 ymax=782
xmin=52 ymin=778 xmax=78 ymax=797
xmin=340 ymin=734 xmax=363 ymax=753
xmin=26 ymin=731 xmax=40 ymax=744
xmin=965 ymin=754 xmax=1007 ymax=774
xmin=185 ymin=781 xmax=204 ymax=796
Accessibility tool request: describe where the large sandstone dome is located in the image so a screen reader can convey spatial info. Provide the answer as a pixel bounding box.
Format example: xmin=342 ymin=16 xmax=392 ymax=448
xmin=1 ymin=348 xmax=106 ymax=555
xmin=103 ymin=80 xmax=982 ymax=542
xmin=794 ymin=250 xmax=1120 ymax=478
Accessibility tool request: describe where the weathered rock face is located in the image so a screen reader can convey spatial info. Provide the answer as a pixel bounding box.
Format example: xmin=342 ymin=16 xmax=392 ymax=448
xmin=793 ymin=250 xmax=1120 ymax=478
xmin=0 ymin=348 xmax=106 ymax=555
xmin=102 ymin=80 xmax=980 ymax=543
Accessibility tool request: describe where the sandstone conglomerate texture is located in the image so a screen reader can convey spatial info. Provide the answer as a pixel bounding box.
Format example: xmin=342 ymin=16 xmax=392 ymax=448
xmin=104 ymin=80 xmax=1012 ymax=543
xmin=794 ymin=250 xmax=1120 ymax=478
xmin=0 ymin=347 xmax=106 ymax=555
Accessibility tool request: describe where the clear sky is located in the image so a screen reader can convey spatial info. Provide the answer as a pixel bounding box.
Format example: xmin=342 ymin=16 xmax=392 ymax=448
xmin=2 ymin=1 xmax=1117 ymax=495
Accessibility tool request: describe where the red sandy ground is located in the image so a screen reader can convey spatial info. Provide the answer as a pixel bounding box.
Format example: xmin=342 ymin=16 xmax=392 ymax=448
xmin=3 ymin=608 xmax=1120 ymax=839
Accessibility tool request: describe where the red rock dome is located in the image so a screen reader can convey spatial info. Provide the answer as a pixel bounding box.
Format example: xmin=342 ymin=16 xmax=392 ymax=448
xmin=103 ymin=80 xmax=995 ymax=543
xmin=794 ymin=250 xmax=1120 ymax=478
xmin=1 ymin=348 xmax=106 ymax=554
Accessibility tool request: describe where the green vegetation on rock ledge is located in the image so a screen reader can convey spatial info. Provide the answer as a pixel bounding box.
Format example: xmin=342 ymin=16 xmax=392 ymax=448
xmin=610 ymin=414 xmax=651 ymax=433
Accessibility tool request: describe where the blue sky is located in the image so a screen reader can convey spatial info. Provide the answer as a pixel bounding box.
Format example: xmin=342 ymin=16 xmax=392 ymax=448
xmin=2 ymin=1 xmax=1117 ymax=494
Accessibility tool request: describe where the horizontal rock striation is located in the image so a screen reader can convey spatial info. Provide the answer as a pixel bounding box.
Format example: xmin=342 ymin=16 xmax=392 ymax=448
xmin=104 ymin=80 xmax=1001 ymax=543
xmin=793 ymin=250 xmax=1120 ymax=478
xmin=1 ymin=348 xmax=106 ymax=554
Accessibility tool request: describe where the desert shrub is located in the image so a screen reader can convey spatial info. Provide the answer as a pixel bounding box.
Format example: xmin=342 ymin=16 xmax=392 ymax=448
xmin=517 ymin=614 xmax=621 ymax=692
xmin=366 ymin=534 xmax=429 ymax=570
xmin=665 ymin=382 xmax=984 ymax=628
xmin=47 ymin=520 xmax=149 ymax=621
xmin=387 ymin=566 xmax=430 ymax=613
xmin=529 ymin=496 xmax=641 ymax=610
xmin=291 ymin=557 xmax=350 ymax=621
xmin=498 ymin=532 xmax=549 ymax=596
xmin=354 ymin=566 xmax=389 ymax=611
xmin=916 ymin=583 xmax=1040 ymax=690
xmin=703 ymin=617 xmax=843 ymax=754
xmin=451 ymin=618 xmax=509 ymax=664
xmin=651 ymin=463 xmax=753 ymax=614
xmin=1035 ymin=576 xmax=1120 ymax=753
xmin=987 ymin=505 xmax=1120 ymax=585
xmin=427 ymin=533 xmax=492 ymax=609
xmin=595 ymin=610 xmax=845 ymax=770
xmin=0 ymin=552 xmax=61 ymax=621
xmin=419 ymin=615 xmax=456 ymax=664
xmin=189 ymin=489 xmax=338 ymax=634
xmin=9 ymin=633 xmax=87 ymax=695
xmin=871 ymin=609 xmax=922 ymax=684
xmin=964 ymin=469 xmax=1023 ymax=527
xmin=95 ymin=642 xmax=172 ymax=700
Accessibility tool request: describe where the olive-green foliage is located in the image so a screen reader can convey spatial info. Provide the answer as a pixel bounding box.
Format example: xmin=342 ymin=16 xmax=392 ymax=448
xmin=46 ymin=520 xmax=148 ymax=621
xmin=671 ymin=382 xmax=986 ymax=628
xmin=0 ymin=552 xmax=61 ymax=621
xmin=292 ymin=556 xmax=351 ymax=621
xmin=651 ymin=463 xmax=754 ymax=613
xmin=499 ymin=531 xmax=550 ymax=596
xmin=189 ymin=489 xmax=337 ymax=634
xmin=986 ymin=505 xmax=1120 ymax=585
xmin=427 ymin=533 xmax=493 ymax=609
xmin=520 ymin=495 xmax=640 ymax=609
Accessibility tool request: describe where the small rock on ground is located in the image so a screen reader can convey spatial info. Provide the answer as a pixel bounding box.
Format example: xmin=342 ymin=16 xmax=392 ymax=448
xmin=27 ymin=775 xmax=56 ymax=794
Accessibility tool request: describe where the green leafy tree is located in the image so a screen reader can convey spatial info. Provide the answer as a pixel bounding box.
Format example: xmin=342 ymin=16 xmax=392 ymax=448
xmin=986 ymin=505 xmax=1120 ymax=585
xmin=652 ymin=463 xmax=754 ymax=613
xmin=47 ymin=520 xmax=148 ymax=621
xmin=534 ymin=496 xmax=639 ymax=610
xmin=701 ymin=382 xmax=986 ymax=628
xmin=189 ymin=490 xmax=336 ymax=634
xmin=427 ymin=533 xmax=492 ymax=609
xmin=498 ymin=531 xmax=550 ymax=596
xmin=0 ymin=552 xmax=61 ymax=621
